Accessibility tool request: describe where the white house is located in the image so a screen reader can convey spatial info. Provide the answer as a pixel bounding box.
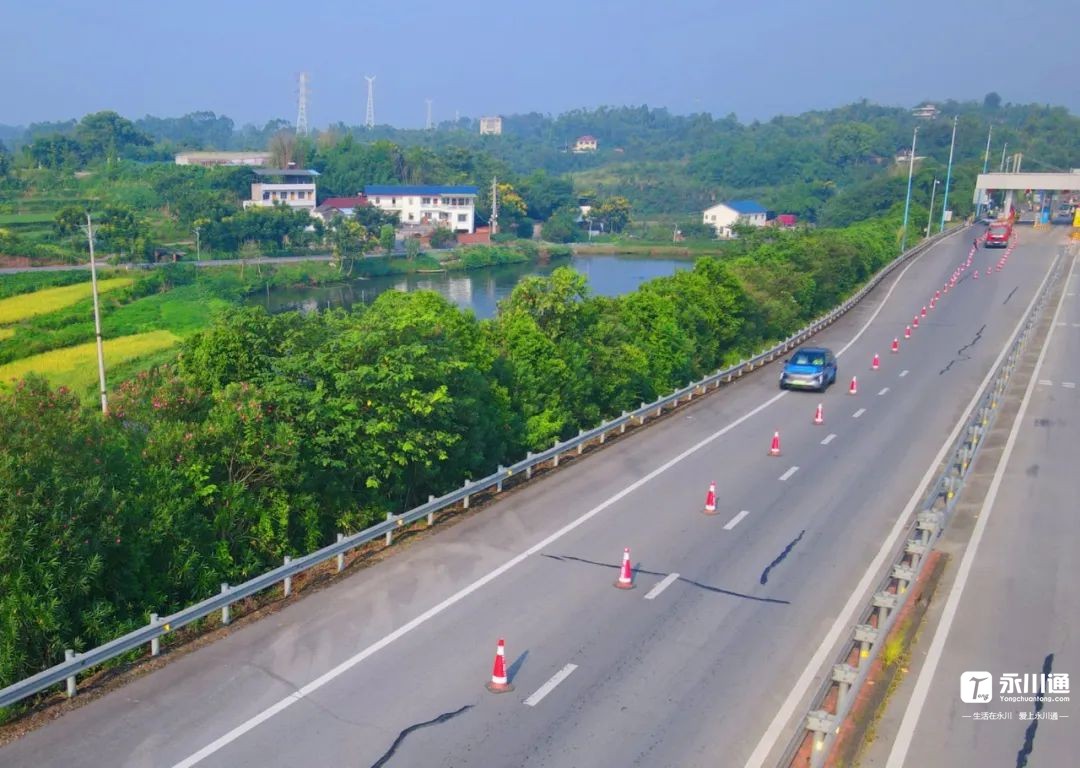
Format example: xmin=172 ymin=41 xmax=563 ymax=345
xmin=573 ymin=135 xmax=598 ymax=153
xmin=479 ymin=116 xmax=503 ymax=135
xmin=244 ymin=169 xmax=318 ymax=211
xmin=364 ymin=185 xmax=478 ymax=233
xmin=703 ymin=200 xmax=768 ymax=238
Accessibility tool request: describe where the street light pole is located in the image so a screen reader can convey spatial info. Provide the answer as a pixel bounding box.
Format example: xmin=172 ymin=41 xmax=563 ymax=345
xmin=926 ymin=179 xmax=940 ymax=237
xmin=976 ymin=124 xmax=992 ymax=218
xmin=939 ymin=115 xmax=958 ymax=232
xmin=900 ymin=126 xmax=919 ymax=253
xmin=84 ymin=214 xmax=108 ymax=416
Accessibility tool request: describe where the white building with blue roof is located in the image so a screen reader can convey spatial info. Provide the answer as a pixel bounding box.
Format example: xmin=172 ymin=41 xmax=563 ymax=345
xmin=703 ymin=199 xmax=768 ymax=238
xmin=364 ymin=185 xmax=478 ymax=233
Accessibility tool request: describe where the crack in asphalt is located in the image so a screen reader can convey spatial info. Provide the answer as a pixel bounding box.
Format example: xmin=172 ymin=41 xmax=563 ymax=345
xmin=542 ymin=554 xmax=789 ymax=605
xmin=940 ymin=324 xmax=986 ymax=375
xmin=1003 ymin=286 xmax=1018 ymax=305
xmin=759 ymin=529 xmax=805 ymax=585
xmin=246 ymin=662 xmax=369 ymax=727
xmin=1015 ymin=653 xmax=1054 ymax=767
xmin=370 ymin=705 xmax=473 ymax=768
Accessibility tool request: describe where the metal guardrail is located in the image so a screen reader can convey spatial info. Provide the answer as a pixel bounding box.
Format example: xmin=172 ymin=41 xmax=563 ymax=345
xmin=0 ymin=227 xmax=963 ymax=711
xmin=782 ymin=248 xmax=1065 ymax=768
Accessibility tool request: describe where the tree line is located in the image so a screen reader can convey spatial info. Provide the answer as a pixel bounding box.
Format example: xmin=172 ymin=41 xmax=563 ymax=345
xmin=0 ymin=214 xmax=903 ymax=697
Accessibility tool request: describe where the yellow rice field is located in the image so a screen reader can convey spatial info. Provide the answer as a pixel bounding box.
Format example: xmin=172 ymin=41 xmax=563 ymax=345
xmin=0 ymin=330 xmax=180 ymax=391
xmin=0 ymin=278 xmax=134 ymax=325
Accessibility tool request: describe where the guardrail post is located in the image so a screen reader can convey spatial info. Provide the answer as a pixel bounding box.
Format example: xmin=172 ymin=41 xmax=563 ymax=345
xmin=806 ymin=710 xmax=835 ymax=767
xmin=577 ymin=432 xmax=585 ymax=456
xmin=283 ymin=556 xmax=292 ymax=598
xmin=463 ymin=479 xmax=471 ymax=508
xmin=873 ymin=591 xmax=898 ymax=628
xmin=150 ymin=614 xmax=161 ymax=656
xmin=855 ymin=624 xmax=879 ymax=665
xmin=65 ymin=649 xmax=76 ymax=697
xmin=553 ymin=437 xmax=561 ymax=466
xmin=336 ymin=533 xmax=345 ymax=572
xmin=497 ymin=465 xmax=505 ymax=492
xmin=599 ymin=430 xmax=606 ymax=445
xmin=906 ymin=538 xmax=927 ymax=572
xmin=385 ymin=512 xmax=394 ymax=546
xmin=620 ymin=412 xmax=627 ymax=434
xmin=893 ymin=563 xmax=916 ymax=595
xmin=655 ymin=401 xmax=662 ymax=417
xmin=832 ymin=663 xmax=858 ymax=705
xmin=220 ymin=583 xmax=231 ymax=625
xmin=526 ymin=451 xmax=534 ymax=479
xmin=427 ymin=495 xmax=436 ymax=526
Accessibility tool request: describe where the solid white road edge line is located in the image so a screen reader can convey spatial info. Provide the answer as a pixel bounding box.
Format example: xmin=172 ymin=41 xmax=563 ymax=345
xmin=779 ymin=466 xmax=799 ymax=482
xmin=523 ymin=664 xmax=578 ymax=707
xmin=742 ymin=251 xmax=1061 ymax=768
xmin=723 ymin=510 xmax=751 ymax=531
xmin=884 ymin=252 xmax=1071 ymax=768
xmin=643 ymin=572 xmax=681 ymax=601
xmin=170 ymin=224 xmax=957 ymax=768
xmin=821 ymin=433 xmax=837 ymax=445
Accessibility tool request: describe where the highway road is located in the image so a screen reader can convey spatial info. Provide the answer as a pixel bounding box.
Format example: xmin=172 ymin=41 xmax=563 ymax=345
xmin=880 ymin=247 xmax=1078 ymax=768
xmin=0 ymin=226 xmax=1067 ymax=768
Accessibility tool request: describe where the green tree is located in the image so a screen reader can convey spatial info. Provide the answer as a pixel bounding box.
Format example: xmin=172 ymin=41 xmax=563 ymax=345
xmin=540 ymin=208 xmax=580 ymax=243
xmin=405 ymin=235 xmax=421 ymax=260
xmin=379 ymin=223 xmax=396 ymax=253
xmin=590 ymin=196 xmax=632 ymax=233
xmin=75 ymin=111 xmax=151 ymax=164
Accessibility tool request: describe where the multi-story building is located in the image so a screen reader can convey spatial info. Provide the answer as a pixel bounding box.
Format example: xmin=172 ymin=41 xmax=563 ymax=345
xmin=479 ymin=116 xmax=503 ymax=135
xmin=244 ymin=169 xmax=319 ymax=211
xmin=175 ymin=151 xmax=272 ymax=167
xmin=573 ymin=135 xmax=598 ymax=153
xmin=364 ymin=185 xmax=478 ymax=233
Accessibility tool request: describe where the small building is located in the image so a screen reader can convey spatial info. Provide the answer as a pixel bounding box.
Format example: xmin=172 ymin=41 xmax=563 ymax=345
xmin=703 ymin=200 xmax=768 ymax=238
xmin=774 ymin=214 xmax=798 ymax=228
xmin=364 ymin=185 xmax=478 ymax=233
xmin=912 ymin=103 xmax=940 ymax=120
xmin=175 ymin=151 xmax=272 ymax=167
xmin=573 ymin=135 xmax=598 ymax=153
xmin=479 ymin=116 xmax=503 ymax=136
xmin=244 ymin=169 xmax=319 ymax=211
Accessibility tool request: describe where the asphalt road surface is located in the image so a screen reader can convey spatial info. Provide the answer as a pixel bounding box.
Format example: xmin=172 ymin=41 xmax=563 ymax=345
xmin=0 ymin=227 xmax=1068 ymax=768
xmin=882 ymin=247 xmax=1078 ymax=768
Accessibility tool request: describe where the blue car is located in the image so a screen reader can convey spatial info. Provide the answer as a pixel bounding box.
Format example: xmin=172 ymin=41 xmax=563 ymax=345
xmin=779 ymin=346 xmax=837 ymax=392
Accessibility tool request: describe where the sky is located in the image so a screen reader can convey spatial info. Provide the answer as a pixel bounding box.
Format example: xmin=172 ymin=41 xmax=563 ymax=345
xmin=2 ymin=0 xmax=1077 ymax=129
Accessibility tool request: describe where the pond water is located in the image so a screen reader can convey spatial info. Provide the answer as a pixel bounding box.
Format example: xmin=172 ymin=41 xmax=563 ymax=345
xmin=245 ymin=254 xmax=693 ymax=319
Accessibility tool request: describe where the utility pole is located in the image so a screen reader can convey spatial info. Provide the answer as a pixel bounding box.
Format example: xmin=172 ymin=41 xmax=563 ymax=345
xmin=977 ymin=125 xmax=992 ymax=218
xmin=999 ymin=142 xmax=1008 ymax=172
xmin=84 ymin=214 xmax=108 ymax=416
xmin=194 ymin=225 xmax=201 ymax=261
xmin=490 ymin=177 xmax=499 ymax=235
xmin=926 ymin=179 xmax=940 ymax=237
xmin=939 ymin=115 xmax=957 ymax=232
xmin=900 ymin=126 xmax=918 ymax=253
xmin=425 ymin=98 xmax=433 ymax=130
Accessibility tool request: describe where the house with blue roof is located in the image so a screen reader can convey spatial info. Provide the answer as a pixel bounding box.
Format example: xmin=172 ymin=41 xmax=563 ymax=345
xmin=703 ymin=199 xmax=768 ymax=238
xmin=364 ymin=184 xmax=479 ymax=233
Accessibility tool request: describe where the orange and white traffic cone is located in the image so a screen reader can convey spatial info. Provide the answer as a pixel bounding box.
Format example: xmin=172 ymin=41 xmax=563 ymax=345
xmin=614 ymin=547 xmax=635 ymax=589
xmin=486 ymin=639 xmax=514 ymax=693
xmin=921 ymin=306 xmax=927 ymax=317
xmin=703 ymin=482 xmax=718 ymax=515
xmin=891 ymin=338 xmax=900 ymax=353
xmin=872 ymin=353 xmax=880 ymax=370
xmin=904 ymin=326 xmax=911 ymax=339
xmin=849 ymin=376 xmax=858 ymax=395
xmin=813 ymin=403 xmax=824 ymax=425
xmin=913 ymin=315 xmax=920 ymax=328
xmin=935 ymin=290 xmax=940 ymax=300
xmin=973 ymin=269 xmax=979 ymax=279
xmin=769 ymin=431 xmax=782 ymax=456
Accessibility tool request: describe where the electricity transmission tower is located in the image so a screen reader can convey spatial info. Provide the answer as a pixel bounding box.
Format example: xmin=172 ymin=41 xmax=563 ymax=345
xmin=296 ymin=72 xmax=309 ymax=135
xmin=425 ymin=98 xmax=433 ymax=130
xmin=365 ymin=76 xmax=376 ymax=129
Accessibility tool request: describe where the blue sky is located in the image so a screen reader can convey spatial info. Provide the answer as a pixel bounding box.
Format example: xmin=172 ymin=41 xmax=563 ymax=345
xmin=2 ymin=0 xmax=1076 ymax=127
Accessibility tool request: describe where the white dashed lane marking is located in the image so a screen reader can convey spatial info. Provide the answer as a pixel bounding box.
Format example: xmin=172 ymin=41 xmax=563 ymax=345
xmin=1063 ymin=382 xmax=1076 ymax=389
xmin=853 ymin=408 xmax=867 ymax=418
xmin=524 ymin=664 xmax=578 ymax=707
xmin=779 ymin=466 xmax=799 ymax=482
xmin=643 ymin=572 xmax=680 ymax=601
xmin=1039 ymin=379 xmax=1054 ymax=386
xmin=723 ymin=510 xmax=750 ymax=530
xmin=878 ymin=387 xmax=890 ymax=396
xmin=821 ymin=433 xmax=837 ymax=445
xmin=899 ymin=370 xmax=909 ymax=378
